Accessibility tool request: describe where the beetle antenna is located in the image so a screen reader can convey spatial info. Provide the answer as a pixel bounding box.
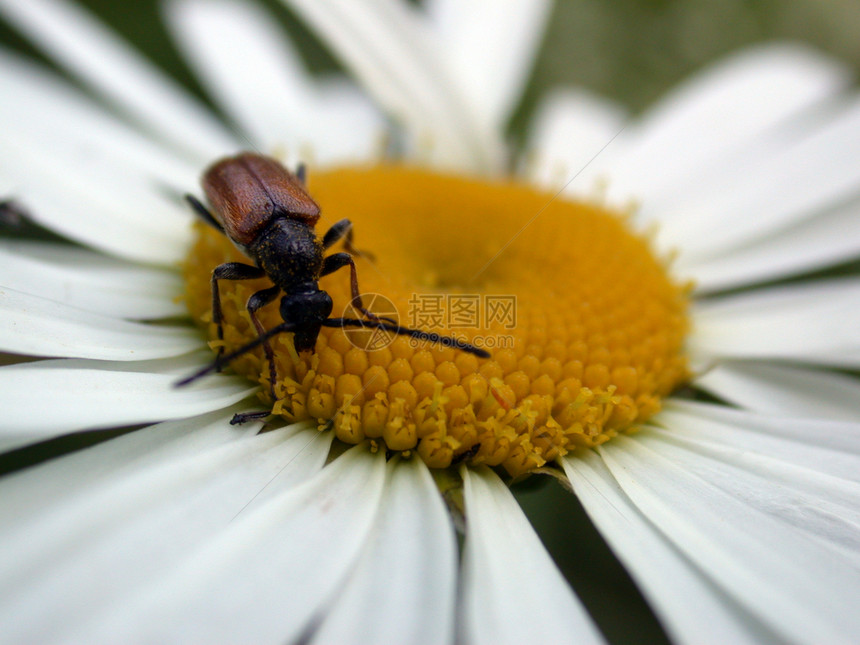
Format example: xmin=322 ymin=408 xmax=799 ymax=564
xmin=322 ymin=317 xmax=490 ymax=358
xmin=176 ymin=321 xmax=297 ymax=387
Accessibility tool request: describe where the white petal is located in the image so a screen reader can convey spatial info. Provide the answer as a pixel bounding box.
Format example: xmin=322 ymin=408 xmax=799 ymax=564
xmin=0 ymin=48 xmax=199 ymax=193
xmin=0 ymin=406 xmax=265 ymax=513
xmin=598 ymin=436 xmax=860 ymax=643
xmin=279 ymin=0 xmax=503 ymax=171
xmin=683 ymin=195 xmax=860 ymax=292
xmin=694 ymin=360 xmax=860 ymax=422
xmin=310 ymin=76 xmax=388 ymax=165
xmin=164 ymin=0 xmax=323 ymax=150
xmin=595 ymin=43 xmax=850 ymax=207
xmin=426 ymin=0 xmax=551 ymax=126
xmin=525 ymin=88 xmax=627 ymax=192
xmin=311 ymin=458 xmax=457 ymax=645
xmin=0 ymin=127 xmax=192 ymax=265
xmin=0 ymin=353 xmax=255 ymax=448
xmin=564 ymin=453 xmax=774 ymax=644
xmin=84 ymin=446 xmax=386 ymax=643
xmin=0 ymin=286 xmax=198 ymax=360
xmin=689 ymin=278 xmax=860 ymax=367
xmin=0 ymin=413 xmax=332 ymax=643
xmin=460 ymin=467 xmax=605 ymax=645
xmin=654 ymin=94 xmax=860 ymax=260
xmin=165 ymin=0 xmax=384 ymax=165
xmin=642 ymin=417 xmax=860 ymax=563
xmin=659 ymin=399 xmax=860 ymax=481
xmin=0 ymin=240 xmax=184 ymax=320
xmin=0 ymin=0 xmax=237 ymax=160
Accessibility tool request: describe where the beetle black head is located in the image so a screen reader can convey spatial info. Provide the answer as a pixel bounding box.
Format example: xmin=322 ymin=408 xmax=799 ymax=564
xmin=280 ymin=290 xmax=333 ymax=353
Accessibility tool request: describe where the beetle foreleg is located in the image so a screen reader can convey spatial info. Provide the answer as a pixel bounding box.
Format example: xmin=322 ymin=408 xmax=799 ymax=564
xmin=176 ymin=320 xmax=298 ymax=387
xmin=321 ymin=252 xmax=396 ymax=324
xmin=247 ymin=285 xmax=282 ymax=400
xmin=211 ymin=262 xmax=267 ymax=366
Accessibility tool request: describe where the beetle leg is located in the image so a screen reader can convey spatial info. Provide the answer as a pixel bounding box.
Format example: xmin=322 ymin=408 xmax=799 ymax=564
xmin=177 ymin=320 xmax=298 ymax=387
xmin=211 ymin=262 xmax=267 ymax=366
xmin=230 ymin=411 xmax=271 ymax=425
xmin=451 ymin=442 xmax=482 ymax=465
xmin=320 ymin=253 xmax=398 ymax=325
xmin=247 ymin=284 xmax=282 ymax=400
xmin=296 ymin=163 xmax=307 ymax=185
xmin=185 ymin=194 xmax=223 ymax=232
xmin=0 ymin=199 xmax=28 ymax=226
xmin=321 ymin=218 xmax=376 ymax=260
xmin=321 ymin=252 xmax=396 ymax=324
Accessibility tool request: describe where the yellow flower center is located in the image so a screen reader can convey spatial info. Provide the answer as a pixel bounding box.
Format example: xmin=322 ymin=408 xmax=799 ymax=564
xmin=183 ymin=165 xmax=690 ymax=477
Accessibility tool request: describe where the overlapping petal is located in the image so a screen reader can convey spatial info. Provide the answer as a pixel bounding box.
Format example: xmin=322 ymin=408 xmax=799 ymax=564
xmin=0 ymin=354 xmax=255 ymax=450
xmin=689 ymin=278 xmax=860 ymax=367
xmin=0 ymin=0 xmax=236 ymax=160
xmin=683 ymin=195 xmax=860 ymax=293
xmin=565 ymin=403 xmax=860 ymax=644
xmin=426 ymin=0 xmax=552 ymax=127
xmin=0 ymin=410 xmax=331 ymax=642
xmin=279 ymin=0 xmax=504 ymax=171
xmin=460 ymin=467 xmax=605 ymax=645
xmin=82 ymin=446 xmax=386 ymax=643
xmin=0 ymin=49 xmax=200 ymax=193
xmin=165 ymin=0 xmax=384 ymax=165
xmin=0 ymin=288 xmax=199 ymax=361
xmin=0 ymin=241 xmax=184 ymax=320
xmin=525 ymin=88 xmax=627 ymax=192
xmin=695 ymin=361 xmax=860 ymax=421
xmin=657 ymin=95 xmax=860 ymax=261
xmin=564 ymin=452 xmax=778 ymax=645
xmin=311 ymin=458 xmax=457 ymax=645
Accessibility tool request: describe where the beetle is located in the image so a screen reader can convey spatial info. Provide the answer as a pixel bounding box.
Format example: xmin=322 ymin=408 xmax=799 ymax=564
xmin=177 ymin=153 xmax=489 ymax=408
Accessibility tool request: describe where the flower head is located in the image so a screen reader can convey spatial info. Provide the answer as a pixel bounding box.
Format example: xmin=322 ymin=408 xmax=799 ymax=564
xmin=186 ymin=165 xmax=691 ymax=475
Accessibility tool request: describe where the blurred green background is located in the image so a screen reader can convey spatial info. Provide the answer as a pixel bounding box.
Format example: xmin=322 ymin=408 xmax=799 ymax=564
xmin=534 ymin=0 xmax=860 ymax=108
xmin=1 ymin=1 xmax=858 ymax=644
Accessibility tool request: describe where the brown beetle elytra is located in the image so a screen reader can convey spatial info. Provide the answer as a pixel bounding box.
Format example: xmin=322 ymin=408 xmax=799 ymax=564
xmin=200 ymin=153 xmax=320 ymax=249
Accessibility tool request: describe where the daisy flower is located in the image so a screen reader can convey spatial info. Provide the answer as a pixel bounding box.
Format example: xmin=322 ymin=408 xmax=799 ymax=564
xmin=1 ymin=0 xmax=859 ymax=643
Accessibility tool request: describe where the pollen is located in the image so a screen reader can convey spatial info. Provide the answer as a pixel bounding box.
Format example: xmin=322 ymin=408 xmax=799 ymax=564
xmin=183 ymin=165 xmax=690 ymax=477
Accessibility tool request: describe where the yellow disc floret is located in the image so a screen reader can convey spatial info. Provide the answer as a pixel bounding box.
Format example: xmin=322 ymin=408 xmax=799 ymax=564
xmin=184 ymin=165 xmax=690 ymax=477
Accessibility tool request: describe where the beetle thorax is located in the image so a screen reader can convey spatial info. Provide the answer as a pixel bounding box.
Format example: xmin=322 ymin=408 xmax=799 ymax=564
xmin=249 ymin=218 xmax=324 ymax=290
